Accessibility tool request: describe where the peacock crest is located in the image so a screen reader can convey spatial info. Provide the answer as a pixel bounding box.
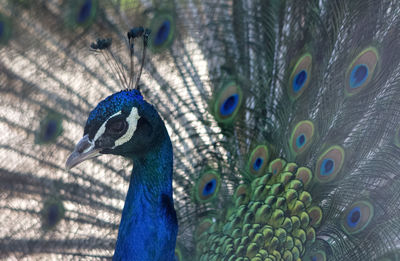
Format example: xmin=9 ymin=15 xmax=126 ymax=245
xmin=1 ymin=0 xmax=400 ymax=261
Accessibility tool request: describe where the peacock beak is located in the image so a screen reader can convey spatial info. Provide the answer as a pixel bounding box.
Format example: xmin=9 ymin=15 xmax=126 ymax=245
xmin=66 ymin=134 xmax=102 ymax=170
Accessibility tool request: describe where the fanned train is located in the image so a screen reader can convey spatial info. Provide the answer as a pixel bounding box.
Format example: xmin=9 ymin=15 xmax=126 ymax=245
xmin=1 ymin=0 xmax=400 ymax=260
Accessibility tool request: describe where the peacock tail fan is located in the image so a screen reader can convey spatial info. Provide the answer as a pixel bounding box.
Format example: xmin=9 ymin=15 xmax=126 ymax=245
xmin=0 ymin=0 xmax=400 ymax=260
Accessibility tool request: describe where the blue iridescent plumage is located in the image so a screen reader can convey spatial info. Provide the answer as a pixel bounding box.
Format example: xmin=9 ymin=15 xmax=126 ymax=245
xmin=1 ymin=1 xmax=400 ymax=261
xmin=77 ymin=0 xmax=93 ymax=24
xmin=71 ymin=89 xmax=177 ymax=260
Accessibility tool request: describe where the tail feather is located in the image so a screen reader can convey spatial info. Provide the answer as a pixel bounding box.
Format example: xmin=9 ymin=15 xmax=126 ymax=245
xmin=1 ymin=0 xmax=400 ymax=260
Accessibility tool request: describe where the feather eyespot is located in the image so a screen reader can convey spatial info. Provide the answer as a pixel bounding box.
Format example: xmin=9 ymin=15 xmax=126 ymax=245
xmin=65 ymin=0 xmax=98 ymax=29
xmin=315 ymin=145 xmax=344 ymax=182
xmin=290 ymin=120 xmax=315 ymax=155
xmin=36 ymin=112 xmax=63 ymax=144
xmin=296 ymin=134 xmax=306 ymax=148
xmin=247 ymin=145 xmax=269 ymax=177
xmin=149 ymin=12 xmax=175 ymax=52
xmin=295 ymin=167 xmax=312 ymax=187
xmin=154 ymin=20 xmax=171 ymax=46
xmin=45 ymin=120 xmax=58 ymax=139
xmin=350 ymin=64 xmax=368 ymax=88
xmin=202 ymin=179 xmax=216 ymax=196
xmin=234 ymin=184 xmax=250 ymax=207
xmin=346 ymin=207 xmax=361 ymax=227
xmin=308 ymin=206 xmax=323 ymax=228
xmin=288 ymin=53 xmax=312 ymax=99
xmin=194 ymin=171 xmax=221 ymax=203
xmin=212 ymin=81 xmax=243 ymax=124
xmin=268 ymin=158 xmax=286 ymax=176
xmin=77 ymin=0 xmax=93 ymax=23
xmin=342 ymin=201 xmax=374 ymax=234
xmin=253 ymin=157 xmax=263 ymax=171
xmin=41 ymin=198 xmax=65 ymax=230
xmin=220 ymin=94 xmax=239 ymax=116
xmin=293 ymin=70 xmax=307 ymax=93
xmin=320 ymin=158 xmax=334 ymax=176
xmin=284 ymin=162 xmax=298 ymax=173
xmin=345 ymin=47 xmax=379 ymax=95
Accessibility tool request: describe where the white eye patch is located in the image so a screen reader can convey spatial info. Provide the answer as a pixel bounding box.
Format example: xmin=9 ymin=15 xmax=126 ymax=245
xmin=93 ymin=111 xmax=121 ymax=142
xmin=92 ymin=107 xmax=140 ymax=148
xmin=114 ymin=107 xmax=139 ymax=147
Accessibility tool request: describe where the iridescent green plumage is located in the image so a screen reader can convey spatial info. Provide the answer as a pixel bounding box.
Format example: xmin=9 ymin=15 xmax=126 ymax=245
xmin=195 ymin=158 xmax=321 ymax=260
xmin=0 ymin=0 xmax=400 ymax=260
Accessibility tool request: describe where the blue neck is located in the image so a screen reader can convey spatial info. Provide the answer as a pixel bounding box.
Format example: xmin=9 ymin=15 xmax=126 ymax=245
xmin=113 ymin=133 xmax=177 ymax=261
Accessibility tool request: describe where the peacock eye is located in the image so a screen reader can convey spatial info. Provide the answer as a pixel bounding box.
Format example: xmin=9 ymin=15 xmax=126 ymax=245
xmin=108 ymin=120 xmax=127 ymax=134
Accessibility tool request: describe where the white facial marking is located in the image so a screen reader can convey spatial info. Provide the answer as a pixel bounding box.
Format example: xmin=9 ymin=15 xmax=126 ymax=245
xmin=114 ymin=107 xmax=139 ymax=147
xmin=93 ymin=111 xmax=122 ymax=142
xmin=92 ymin=108 xmax=140 ymax=148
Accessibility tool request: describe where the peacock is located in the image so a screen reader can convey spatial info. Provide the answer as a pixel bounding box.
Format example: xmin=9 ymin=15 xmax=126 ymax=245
xmin=1 ymin=0 xmax=400 ymax=260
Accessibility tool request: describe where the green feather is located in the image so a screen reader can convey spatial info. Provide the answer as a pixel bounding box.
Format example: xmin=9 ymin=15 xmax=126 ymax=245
xmin=0 ymin=0 xmax=400 ymax=260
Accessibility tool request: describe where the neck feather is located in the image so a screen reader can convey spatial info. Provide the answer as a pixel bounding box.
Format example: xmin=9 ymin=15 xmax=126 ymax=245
xmin=113 ymin=132 xmax=177 ymax=261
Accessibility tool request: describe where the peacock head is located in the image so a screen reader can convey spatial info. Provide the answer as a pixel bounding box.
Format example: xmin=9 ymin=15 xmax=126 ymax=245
xmin=66 ymin=89 xmax=165 ymax=169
